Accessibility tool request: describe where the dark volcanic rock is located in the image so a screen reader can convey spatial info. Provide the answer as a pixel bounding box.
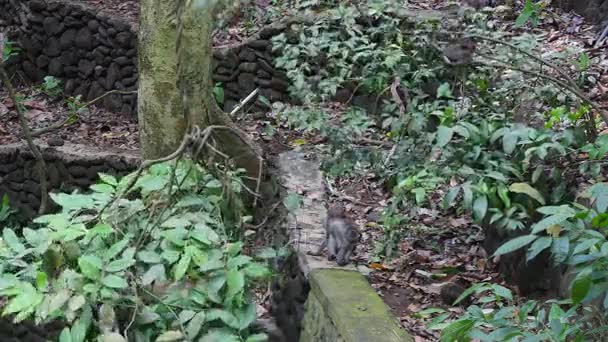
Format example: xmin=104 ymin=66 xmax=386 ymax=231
xmin=43 ymin=17 xmax=63 ymax=35
xmin=44 ymin=37 xmax=61 ymax=57
xmin=59 ymin=29 xmax=77 ymax=49
xmin=75 ymin=27 xmax=93 ymax=49
xmin=36 ymin=55 xmax=50 ymax=68
xmin=48 ymin=58 xmax=63 ymax=76
xmin=115 ymin=32 xmax=132 ymax=48
xmin=23 ymin=61 xmax=42 ymax=81
xmin=78 ymin=59 xmax=94 ymax=77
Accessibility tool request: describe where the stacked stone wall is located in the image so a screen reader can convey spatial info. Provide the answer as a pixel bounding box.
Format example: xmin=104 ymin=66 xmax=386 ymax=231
xmin=0 ymin=143 xmax=139 ymax=219
xmin=0 ymin=0 xmax=292 ymax=115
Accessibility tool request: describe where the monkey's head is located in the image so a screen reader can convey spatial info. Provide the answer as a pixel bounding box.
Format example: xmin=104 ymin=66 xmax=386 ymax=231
xmin=459 ymin=38 xmax=476 ymax=53
xmin=327 ymin=204 xmax=346 ymax=218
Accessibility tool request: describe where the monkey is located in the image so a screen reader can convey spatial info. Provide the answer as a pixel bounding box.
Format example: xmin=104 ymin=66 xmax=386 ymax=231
xmin=441 ymin=38 xmax=476 ymax=66
xmin=309 ymin=204 xmax=361 ymax=266
xmin=439 ymin=279 xmax=471 ymax=306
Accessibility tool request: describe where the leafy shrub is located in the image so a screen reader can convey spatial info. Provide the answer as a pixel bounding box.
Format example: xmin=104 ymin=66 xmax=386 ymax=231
xmin=0 ymin=160 xmax=272 ymax=341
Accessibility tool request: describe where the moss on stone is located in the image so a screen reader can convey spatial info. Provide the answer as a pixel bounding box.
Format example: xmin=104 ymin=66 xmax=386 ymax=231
xmin=303 ymin=269 xmax=413 ymax=342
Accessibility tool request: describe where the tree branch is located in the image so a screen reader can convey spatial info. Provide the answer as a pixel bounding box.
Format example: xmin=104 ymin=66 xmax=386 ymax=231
xmin=0 ymin=67 xmax=48 ymax=214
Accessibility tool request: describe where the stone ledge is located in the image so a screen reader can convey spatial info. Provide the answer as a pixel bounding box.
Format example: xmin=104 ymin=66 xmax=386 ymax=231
xmin=301 ymin=269 xmax=413 ymax=342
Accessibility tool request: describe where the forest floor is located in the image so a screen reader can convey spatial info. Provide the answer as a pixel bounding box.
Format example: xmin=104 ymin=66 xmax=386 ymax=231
xmin=1 ymin=0 xmax=608 ymax=340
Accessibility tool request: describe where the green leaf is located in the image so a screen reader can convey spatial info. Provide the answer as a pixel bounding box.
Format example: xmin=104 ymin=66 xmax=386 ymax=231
xmin=527 ymin=237 xmax=552 ymax=261
xmin=246 ymin=334 xmax=269 ymax=342
xmin=3 ymin=228 xmax=25 ymax=253
xmin=59 ymin=328 xmax=73 ymax=342
xmin=571 ymin=269 xmax=592 ymax=304
xmin=49 ymin=289 xmax=71 ymax=313
xmin=206 ymin=309 xmax=240 ymax=329
xmin=102 ymin=274 xmax=128 ymax=289
xmin=235 ymin=301 xmax=257 ymax=330
xmin=226 ymin=268 xmax=245 ymax=297
xmin=503 ymin=131 xmax=518 ymax=154
xmin=174 ymin=252 xmax=192 ymax=281
xmin=78 ymin=255 xmax=103 ymax=279
xmin=137 ymin=250 xmax=162 ymax=264
xmin=436 ymin=126 xmax=454 ymax=147
xmin=490 ymin=284 xmax=513 ymax=300
xmin=472 ymin=195 xmax=488 ymax=222
xmin=551 ymin=237 xmax=569 ymax=263
xmin=105 ymin=237 xmax=131 ymax=260
xmin=156 ymin=330 xmax=183 ymax=342
xmin=443 ymin=187 xmax=460 ymax=209
xmin=105 ymin=258 xmax=135 ymax=272
xmin=441 ymin=319 xmax=474 ymax=341
xmin=437 ymin=83 xmax=452 ymax=98
xmin=191 ymin=224 xmax=221 ymax=245
xmin=186 ymin=311 xmax=207 ymax=339
xmin=98 ymin=173 xmax=118 ymax=186
xmin=509 ymin=182 xmax=545 ymax=205
xmin=243 ymin=263 xmax=271 ymax=278
xmin=141 ymin=264 xmax=167 ymax=286
xmin=71 ymin=305 xmax=92 ymax=342
xmin=493 ymin=235 xmax=538 ymax=257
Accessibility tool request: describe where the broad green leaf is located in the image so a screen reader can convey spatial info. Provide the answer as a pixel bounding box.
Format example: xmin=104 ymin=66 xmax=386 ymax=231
xmin=156 ymin=331 xmax=183 ymax=342
xmin=186 ymin=311 xmax=207 ymax=339
xmin=227 ymin=268 xmax=245 ymax=297
xmin=246 ymin=334 xmax=269 ymax=342
xmin=472 ymin=195 xmax=488 ymax=222
xmin=199 ymin=330 xmax=240 ymax=342
xmin=527 ymin=237 xmax=552 ymax=261
xmin=509 ymin=182 xmax=545 ymax=205
xmin=206 ymin=309 xmax=240 ymax=329
xmin=71 ymin=305 xmax=92 ymax=342
xmin=493 ymin=235 xmax=538 ymax=257
xmin=191 ymin=224 xmax=221 ymax=245
xmin=105 ymin=237 xmax=131 ymax=260
xmin=235 ymin=301 xmax=257 ymax=330
xmin=571 ymin=269 xmax=592 ymax=304
xmin=503 ymin=131 xmax=518 ymax=154
xmin=102 ymin=333 xmax=127 ymax=342
xmin=138 ymin=251 xmax=162 ymax=264
xmin=102 ymin=274 xmax=128 ymax=289
xmin=490 ymin=284 xmax=513 ymax=300
xmin=440 ymin=319 xmax=474 ymax=341
xmin=174 ymin=252 xmax=192 ymax=281
xmin=436 ymin=126 xmax=454 ymax=147
xmin=98 ymin=173 xmax=118 ymax=186
xmin=105 ymin=258 xmax=135 ymax=272
xmin=551 ymin=237 xmax=569 ymax=263
xmin=78 ymin=255 xmax=103 ymax=279
xmin=437 ymin=82 xmax=452 ymax=98
xmin=59 ymin=328 xmax=73 ymax=342
xmin=3 ymin=228 xmax=25 ymax=253
xmin=243 ymin=263 xmax=271 ymax=278
xmin=443 ymin=186 xmax=460 ymax=209
xmin=68 ymin=295 xmax=86 ymax=312
xmin=49 ymin=289 xmax=71 ymax=313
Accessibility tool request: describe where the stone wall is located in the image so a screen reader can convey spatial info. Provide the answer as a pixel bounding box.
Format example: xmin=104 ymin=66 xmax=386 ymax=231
xmin=0 ymin=0 xmax=292 ymax=115
xmin=0 ymin=143 xmax=139 ymax=219
xmin=0 ymin=0 xmax=139 ymax=115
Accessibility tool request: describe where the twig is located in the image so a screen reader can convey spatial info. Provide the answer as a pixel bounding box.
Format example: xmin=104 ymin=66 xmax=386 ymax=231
xmin=0 ymin=66 xmax=48 ymax=214
xmin=244 ymin=201 xmax=282 ymax=230
xmin=31 ymin=90 xmax=137 ymax=137
xmin=230 ymin=88 xmax=260 ymax=116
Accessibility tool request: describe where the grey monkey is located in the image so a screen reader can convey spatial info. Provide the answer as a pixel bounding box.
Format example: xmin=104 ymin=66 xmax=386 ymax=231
xmin=311 ymin=205 xmax=361 ymax=266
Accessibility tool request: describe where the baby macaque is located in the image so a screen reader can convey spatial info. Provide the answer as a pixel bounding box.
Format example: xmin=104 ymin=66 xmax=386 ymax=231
xmin=310 ymin=205 xmax=361 ymax=266
xmin=442 ymin=38 xmax=476 ymax=66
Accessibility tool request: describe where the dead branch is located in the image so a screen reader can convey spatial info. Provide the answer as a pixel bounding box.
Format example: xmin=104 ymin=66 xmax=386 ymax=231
xmin=0 ymin=66 xmax=48 ymax=214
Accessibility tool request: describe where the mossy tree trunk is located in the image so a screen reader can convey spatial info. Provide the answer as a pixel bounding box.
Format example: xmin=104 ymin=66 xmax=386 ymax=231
xmin=138 ymin=0 xmax=261 ymax=182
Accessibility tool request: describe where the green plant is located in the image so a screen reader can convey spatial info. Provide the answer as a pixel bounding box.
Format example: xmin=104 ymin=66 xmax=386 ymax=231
xmin=2 ymin=40 xmax=20 ymax=63
xmin=40 ymin=76 xmax=62 ymax=98
xmin=214 ymin=83 xmax=225 ymax=106
xmin=0 ymin=194 xmax=15 ymax=224
xmin=515 ymin=0 xmax=545 ymax=27
xmin=431 ymin=284 xmax=590 ymax=342
xmin=0 ymin=160 xmax=272 ymax=341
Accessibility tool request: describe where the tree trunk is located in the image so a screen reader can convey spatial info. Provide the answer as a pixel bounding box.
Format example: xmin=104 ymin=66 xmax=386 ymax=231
xmin=138 ymin=0 xmax=262 ymax=184
xmin=137 ymin=0 xmax=186 ymax=159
